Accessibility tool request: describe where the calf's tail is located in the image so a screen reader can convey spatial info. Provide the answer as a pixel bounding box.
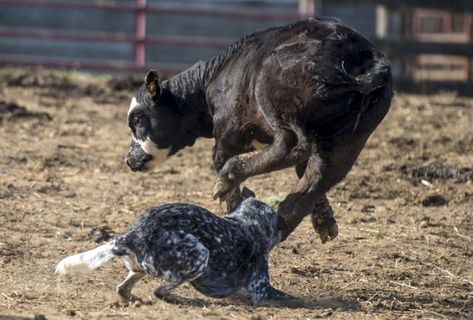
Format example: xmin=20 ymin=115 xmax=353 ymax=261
xmin=55 ymin=240 xmax=124 ymax=275
xmin=353 ymin=56 xmax=392 ymax=95
xmin=314 ymin=54 xmax=392 ymax=99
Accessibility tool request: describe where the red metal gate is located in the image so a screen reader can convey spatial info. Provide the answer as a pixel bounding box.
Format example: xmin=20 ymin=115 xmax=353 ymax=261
xmin=0 ymin=0 xmax=306 ymax=73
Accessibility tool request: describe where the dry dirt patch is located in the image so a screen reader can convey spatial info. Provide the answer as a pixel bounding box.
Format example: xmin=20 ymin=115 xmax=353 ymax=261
xmin=0 ymin=67 xmax=472 ymax=320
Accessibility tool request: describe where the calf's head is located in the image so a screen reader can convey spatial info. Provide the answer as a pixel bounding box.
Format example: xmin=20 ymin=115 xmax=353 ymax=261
xmin=125 ymin=70 xmax=180 ymax=172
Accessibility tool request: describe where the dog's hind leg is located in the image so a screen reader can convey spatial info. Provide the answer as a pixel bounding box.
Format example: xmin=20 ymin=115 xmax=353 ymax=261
xmin=117 ymin=271 xmax=145 ymax=302
xmin=148 ymin=232 xmax=210 ymax=304
xmin=116 ymin=254 xmax=145 ymax=303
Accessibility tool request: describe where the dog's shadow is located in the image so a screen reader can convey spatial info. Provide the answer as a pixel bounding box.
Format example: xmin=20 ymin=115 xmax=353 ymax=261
xmin=147 ymin=295 xmax=360 ymax=310
xmin=297 ymin=296 xmax=361 ymax=311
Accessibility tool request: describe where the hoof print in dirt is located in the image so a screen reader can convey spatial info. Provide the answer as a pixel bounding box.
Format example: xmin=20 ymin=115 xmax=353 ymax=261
xmin=422 ymin=194 xmax=448 ymax=207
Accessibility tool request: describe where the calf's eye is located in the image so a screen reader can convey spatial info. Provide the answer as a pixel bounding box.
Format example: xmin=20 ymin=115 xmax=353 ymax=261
xmin=133 ymin=116 xmax=143 ymax=128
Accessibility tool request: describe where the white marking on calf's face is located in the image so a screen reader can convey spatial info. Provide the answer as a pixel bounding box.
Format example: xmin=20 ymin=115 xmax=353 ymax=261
xmin=128 ymin=97 xmax=139 ymax=117
xmin=128 ymin=97 xmax=171 ymax=171
xmin=134 ymin=137 xmax=171 ymax=171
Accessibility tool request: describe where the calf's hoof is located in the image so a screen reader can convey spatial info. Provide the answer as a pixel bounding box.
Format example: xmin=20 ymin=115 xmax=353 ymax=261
xmin=312 ymin=216 xmax=339 ymax=244
xmin=212 ymin=175 xmax=237 ymax=203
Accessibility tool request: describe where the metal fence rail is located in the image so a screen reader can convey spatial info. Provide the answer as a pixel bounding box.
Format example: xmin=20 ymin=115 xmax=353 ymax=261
xmin=0 ymin=0 xmax=305 ymax=73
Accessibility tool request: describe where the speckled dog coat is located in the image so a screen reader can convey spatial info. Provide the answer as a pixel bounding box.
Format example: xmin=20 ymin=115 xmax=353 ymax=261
xmin=56 ymin=195 xmax=294 ymax=305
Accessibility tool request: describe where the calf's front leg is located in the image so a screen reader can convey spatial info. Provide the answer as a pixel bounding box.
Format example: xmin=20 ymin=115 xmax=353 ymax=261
xmin=212 ymin=140 xmax=245 ymax=212
xmin=213 ymin=130 xmax=311 ymax=203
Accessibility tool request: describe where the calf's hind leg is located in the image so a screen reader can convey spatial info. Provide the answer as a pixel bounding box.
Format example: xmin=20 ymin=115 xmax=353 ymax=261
xmin=295 ymin=161 xmax=338 ymax=243
xmin=280 ymin=133 xmax=370 ymax=239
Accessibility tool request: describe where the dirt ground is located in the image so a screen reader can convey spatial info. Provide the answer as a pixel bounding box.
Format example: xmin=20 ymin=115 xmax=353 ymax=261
xmin=0 ymin=67 xmax=471 ymax=320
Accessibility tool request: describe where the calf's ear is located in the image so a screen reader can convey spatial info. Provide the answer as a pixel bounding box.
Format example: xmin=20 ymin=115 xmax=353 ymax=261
xmin=145 ymin=70 xmax=162 ymax=99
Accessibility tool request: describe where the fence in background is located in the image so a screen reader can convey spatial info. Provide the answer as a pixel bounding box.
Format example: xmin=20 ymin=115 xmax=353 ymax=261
xmin=2 ymin=0 xmax=473 ymax=95
xmin=0 ymin=0 xmax=307 ymax=74
xmin=318 ymin=0 xmax=473 ymax=95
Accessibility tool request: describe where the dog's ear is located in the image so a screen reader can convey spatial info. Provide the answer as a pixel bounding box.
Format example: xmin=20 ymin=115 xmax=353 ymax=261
xmin=144 ymin=70 xmax=162 ymax=100
xmin=241 ymin=186 xmax=256 ymax=199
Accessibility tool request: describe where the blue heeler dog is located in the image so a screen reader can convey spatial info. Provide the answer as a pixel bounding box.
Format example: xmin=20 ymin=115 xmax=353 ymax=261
xmin=55 ymin=188 xmax=295 ymax=306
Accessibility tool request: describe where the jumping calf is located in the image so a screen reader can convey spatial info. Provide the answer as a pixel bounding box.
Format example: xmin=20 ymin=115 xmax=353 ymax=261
xmin=125 ymin=18 xmax=393 ymax=243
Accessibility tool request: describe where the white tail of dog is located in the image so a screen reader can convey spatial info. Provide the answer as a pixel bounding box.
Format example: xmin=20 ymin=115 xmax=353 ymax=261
xmin=55 ymin=240 xmax=117 ymax=275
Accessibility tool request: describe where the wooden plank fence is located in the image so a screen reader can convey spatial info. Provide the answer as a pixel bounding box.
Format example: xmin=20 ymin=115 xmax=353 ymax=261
xmin=319 ymin=0 xmax=473 ymax=95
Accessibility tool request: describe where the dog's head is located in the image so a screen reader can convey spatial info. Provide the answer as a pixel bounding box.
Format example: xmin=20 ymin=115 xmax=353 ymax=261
xmin=233 ymin=189 xmax=285 ymax=248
